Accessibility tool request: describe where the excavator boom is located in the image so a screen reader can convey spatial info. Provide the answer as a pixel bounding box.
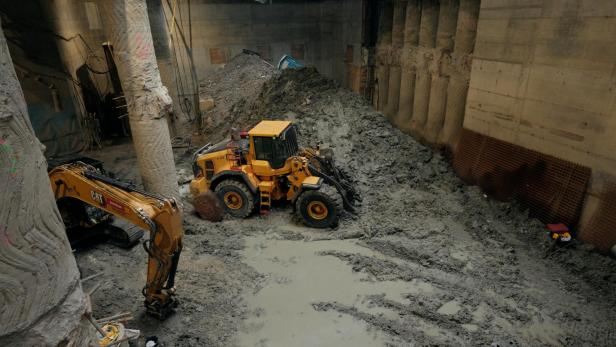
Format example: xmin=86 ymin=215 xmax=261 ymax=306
xmin=48 ymin=160 xmax=183 ymax=319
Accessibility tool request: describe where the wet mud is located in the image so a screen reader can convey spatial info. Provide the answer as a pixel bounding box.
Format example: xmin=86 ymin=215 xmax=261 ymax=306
xmin=75 ymin=55 xmax=616 ymax=346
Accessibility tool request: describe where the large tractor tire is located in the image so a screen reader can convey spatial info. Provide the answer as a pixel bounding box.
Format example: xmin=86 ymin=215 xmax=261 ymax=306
xmin=296 ymin=184 xmax=342 ymax=228
xmin=214 ymin=179 xmax=255 ymax=218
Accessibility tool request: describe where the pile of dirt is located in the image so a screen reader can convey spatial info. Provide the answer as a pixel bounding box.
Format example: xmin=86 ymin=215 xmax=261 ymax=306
xmin=197 ymin=53 xmax=276 ymax=142
xmin=234 ymin=66 xmax=469 ymax=230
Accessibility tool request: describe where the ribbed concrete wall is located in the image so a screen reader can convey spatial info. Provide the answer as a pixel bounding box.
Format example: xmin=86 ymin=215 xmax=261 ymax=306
xmin=375 ymin=0 xmax=480 ymax=148
xmin=465 ymin=0 xmax=616 ymax=251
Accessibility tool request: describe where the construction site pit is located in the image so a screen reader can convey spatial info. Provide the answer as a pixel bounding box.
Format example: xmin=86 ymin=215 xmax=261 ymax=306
xmin=76 ymin=54 xmax=616 ymax=347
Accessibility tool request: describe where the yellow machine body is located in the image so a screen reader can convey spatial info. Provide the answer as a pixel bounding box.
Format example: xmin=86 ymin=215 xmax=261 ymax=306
xmin=190 ymin=121 xmax=317 ymax=203
xmin=190 ymin=120 xmax=355 ymax=228
xmin=49 ymin=160 xmax=183 ymax=319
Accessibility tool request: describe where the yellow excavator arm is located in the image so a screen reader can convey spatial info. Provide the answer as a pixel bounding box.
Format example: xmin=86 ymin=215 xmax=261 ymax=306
xmin=48 ymin=161 xmax=183 ymax=319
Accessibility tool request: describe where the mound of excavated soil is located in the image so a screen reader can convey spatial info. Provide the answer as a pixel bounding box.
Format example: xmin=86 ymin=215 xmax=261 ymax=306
xmin=197 ymin=54 xmax=276 ymax=142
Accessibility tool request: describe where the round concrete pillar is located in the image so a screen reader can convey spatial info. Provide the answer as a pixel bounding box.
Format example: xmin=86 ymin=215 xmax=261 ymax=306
xmin=0 ymin=21 xmax=95 ymax=346
xmin=147 ymin=0 xmax=182 ymax=134
xmin=99 ymin=0 xmax=180 ymax=200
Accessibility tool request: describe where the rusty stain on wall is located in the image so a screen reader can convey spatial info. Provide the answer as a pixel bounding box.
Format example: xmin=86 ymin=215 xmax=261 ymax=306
xmin=581 ymin=182 xmax=616 ymax=252
xmin=453 ymin=129 xmax=591 ymax=229
xmin=209 ymin=47 xmax=228 ymax=65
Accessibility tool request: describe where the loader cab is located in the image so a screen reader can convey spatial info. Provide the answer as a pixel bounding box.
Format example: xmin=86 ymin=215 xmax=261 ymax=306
xmin=249 ymin=120 xmax=299 ymax=170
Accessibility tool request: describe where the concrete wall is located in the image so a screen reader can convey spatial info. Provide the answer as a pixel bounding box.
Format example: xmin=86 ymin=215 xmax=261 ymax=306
xmin=464 ymin=0 xmax=616 ymax=250
xmin=173 ymin=0 xmax=363 ymax=86
xmin=374 ymin=0 xmax=481 ymax=148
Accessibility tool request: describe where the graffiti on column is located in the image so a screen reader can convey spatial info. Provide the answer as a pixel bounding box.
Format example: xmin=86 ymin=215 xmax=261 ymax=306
xmin=0 ymin=137 xmax=18 ymax=179
xmin=134 ymin=32 xmax=153 ymax=61
xmin=0 ymin=226 xmax=13 ymax=247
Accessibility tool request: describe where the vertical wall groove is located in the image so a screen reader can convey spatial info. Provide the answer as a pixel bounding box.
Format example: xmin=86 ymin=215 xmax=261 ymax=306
xmin=396 ymin=0 xmax=420 ymax=131
xmin=373 ymin=0 xmax=479 ymax=148
xmin=375 ymin=1 xmax=393 ymax=111
xmin=385 ymin=0 xmax=407 ymax=119
xmin=411 ymin=1 xmax=438 ymax=135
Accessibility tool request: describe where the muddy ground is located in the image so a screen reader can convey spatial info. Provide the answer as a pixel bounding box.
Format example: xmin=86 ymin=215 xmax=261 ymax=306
xmin=76 ymin=54 xmax=615 ymax=346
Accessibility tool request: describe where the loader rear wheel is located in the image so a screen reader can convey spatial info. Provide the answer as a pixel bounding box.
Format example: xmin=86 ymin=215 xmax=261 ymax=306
xmin=215 ymin=179 xmax=255 ymax=218
xmin=296 ymin=185 xmax=341 ymax=228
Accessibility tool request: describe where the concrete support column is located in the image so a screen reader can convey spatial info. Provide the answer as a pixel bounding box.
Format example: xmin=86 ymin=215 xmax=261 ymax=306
xmin=385 ymin=0 xmax=407 ymax=119
xmin=441 ymin=0 xmax=480 ymax=148
xmin=99 ymin=0 xmax=180 ymax=200
xmin=375 ymin=1 xmax=393 ymax=111
xmin=425 ymin=0 xmax=459 ymax=144
xmin=147 ymin=0 xmax=181 ymax=135
xmin=396 ymin=0 xmax=420 ymax=131
xmin=411 ymin=1 xmax=438 ymax=135
xmin=0 ymin=21 xmax=94 ymax=346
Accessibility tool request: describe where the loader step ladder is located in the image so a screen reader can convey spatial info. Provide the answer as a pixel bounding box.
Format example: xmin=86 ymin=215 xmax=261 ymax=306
xmin=258 ymin=181 xmax=273 ymax=215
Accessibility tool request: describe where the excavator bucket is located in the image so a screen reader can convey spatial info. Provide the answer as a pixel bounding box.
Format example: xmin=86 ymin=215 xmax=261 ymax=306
xmin=193 ymin=191 xmax=224 ymax=222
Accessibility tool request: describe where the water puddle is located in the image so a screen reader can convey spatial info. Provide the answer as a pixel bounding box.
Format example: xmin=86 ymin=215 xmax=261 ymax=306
xmin=237 ymin=234 xmax=425 ymax=347
xmin=437 ymin=300 xmax=462 ymax=316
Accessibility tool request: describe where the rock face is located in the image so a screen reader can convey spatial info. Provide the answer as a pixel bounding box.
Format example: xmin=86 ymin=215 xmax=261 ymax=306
xmin=0 ymin=19 xmax=94 ymax=347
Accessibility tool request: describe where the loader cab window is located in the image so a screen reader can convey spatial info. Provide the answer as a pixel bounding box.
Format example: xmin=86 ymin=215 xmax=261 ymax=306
xmin=253 ymin=126 xmax=299 ymax=169
xmin=253 ymin=136 xmax=274 ymax=161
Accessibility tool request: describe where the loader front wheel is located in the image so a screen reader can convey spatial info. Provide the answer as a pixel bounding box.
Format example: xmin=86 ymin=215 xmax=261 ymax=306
xmin=215 ymin=179 xmax=255 ymax=218
xmin=296 ymin=186 xmax=341 ymax=228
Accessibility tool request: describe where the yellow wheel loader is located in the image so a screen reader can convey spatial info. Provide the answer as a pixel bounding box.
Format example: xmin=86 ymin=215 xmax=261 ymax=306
xmin=190 ymin=120 xmax=358 ymax=228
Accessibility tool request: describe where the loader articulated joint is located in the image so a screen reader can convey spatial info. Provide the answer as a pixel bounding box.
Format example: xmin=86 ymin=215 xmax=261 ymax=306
xmin=307 ymin=163 xmax=356 ymax=213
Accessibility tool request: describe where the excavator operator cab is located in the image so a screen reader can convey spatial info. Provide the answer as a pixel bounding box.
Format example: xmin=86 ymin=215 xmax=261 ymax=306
xmin=47 ymin=156 xmax=145 ymax=249
xmin=249 ymin=121 xmax=299 ymax=169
